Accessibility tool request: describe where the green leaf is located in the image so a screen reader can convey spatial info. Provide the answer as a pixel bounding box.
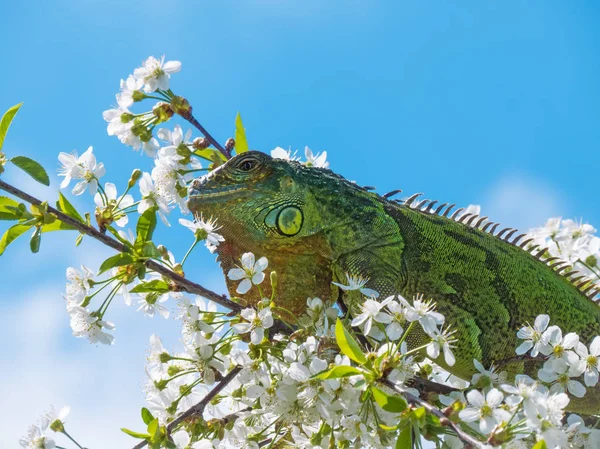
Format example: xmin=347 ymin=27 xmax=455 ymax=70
xmin=98 ymin=253 xmax=135 ymax=274
xmin=42 ymin=220 xmax=77 ymax=233
xmin=121 ymin=428 xmax=150 ymax=440
xmin=372 ymin=386 xmax=407 ymax=413
xmin=147 ymin=418 xmax=159 ymax=437
xmin=57 ymin=192 xmax=84 ymax=223
xmin=335 ymin=318 xmax=367 ymax=365
xmin=141 ymin=407 xmax=154 ymax=425
xmin=135 ymin=208 xmax=157 ymax=249
xmin=141 ymin=241 xmax=162 ymax=259
xmin=234 ymin=112 xmax=249 ymax=153
xmin=0 ymin=102 xmax=23 ymax=150
xmin=10 ymin=156 xmax=50 ymax=186
xmin=75 ymin=233 xmax=84 ymax=246
xmin=130 ymin=279 xmax=170 ymax=294
xmin=0 ymin=222 xmax=33 ymax=255
xmin=29 ymin=226 xmax=41 ymax=253
xmin=395 ymin=426 xmax=411 ymax=449
xmin=314 ymin=365 xmax=364 ymax=380
xmin=193 ymin=148 xmax=228 ymax=163
xmin=0 ymin=196 xmax=26 ymax=220
xmin=532 ymin=441 xmax=547 ymax=449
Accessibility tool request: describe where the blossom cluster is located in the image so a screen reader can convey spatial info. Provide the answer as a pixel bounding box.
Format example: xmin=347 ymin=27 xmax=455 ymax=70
xmin=527 ymin=217 xmax=600 ymax=297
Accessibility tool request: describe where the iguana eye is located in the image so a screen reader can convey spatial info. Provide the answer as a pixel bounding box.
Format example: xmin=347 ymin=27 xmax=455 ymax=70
xmin=238 ymin=161 xmax=254 ymax=171
xmin=237 ymin=158 xmax=259 ymax=172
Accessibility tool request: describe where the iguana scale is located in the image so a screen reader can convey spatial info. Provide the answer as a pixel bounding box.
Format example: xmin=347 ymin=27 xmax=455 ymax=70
xmin=188 ymin=151 xmax=600 ymax=414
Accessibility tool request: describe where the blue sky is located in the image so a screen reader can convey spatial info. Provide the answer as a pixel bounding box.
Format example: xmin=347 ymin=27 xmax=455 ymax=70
xmin=2 ymin=1 xmax=600 ymax=446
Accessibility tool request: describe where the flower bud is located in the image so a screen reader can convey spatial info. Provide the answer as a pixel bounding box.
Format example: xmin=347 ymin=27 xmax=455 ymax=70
xmin=225 ymin=138 xmax=235 ymax=152
xmin=49 ymin=419 xmax=65 ymax=433
xmin=193 ymin=137 xmax=210 ymax=149
xmin=132 ymin=90 xmax=146 ymax=102
xmin=269 ymin=271 xmax=278 ymax=291
xmin=120 ymin=112 xmax=135 ymax=123
xmin=152 ymin=102 xmax=174 ymax=123
xmin=127 ymin=169 xmax=142 ymax=188
xmin=586 ymin=254 xmax=598 ymax=268
xmin=170 ymin=95 xmax=191 ymax=116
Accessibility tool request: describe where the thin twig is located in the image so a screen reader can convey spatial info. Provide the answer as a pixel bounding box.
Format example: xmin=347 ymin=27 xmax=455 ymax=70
xmin=0 ymin=179 xmax=292 ymax=334
xmin=179 ymin=110 xmax=231 ymax=159
xmin=132 ymin=366 xmax=243 ymax=449
xmin=409 ymin=376 xmax=458 ymax=396
xmin=382 ymin=379 xmax=485 ymax=449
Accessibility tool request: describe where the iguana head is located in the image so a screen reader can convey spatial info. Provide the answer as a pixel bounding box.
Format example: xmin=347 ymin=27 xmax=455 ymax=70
xmin=187 ymin=151 xmax=343 ymax=313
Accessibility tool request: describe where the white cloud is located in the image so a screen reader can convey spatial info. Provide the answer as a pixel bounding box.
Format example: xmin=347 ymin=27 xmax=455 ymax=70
xmin=482 ymin=173 xmax=565 ymax=232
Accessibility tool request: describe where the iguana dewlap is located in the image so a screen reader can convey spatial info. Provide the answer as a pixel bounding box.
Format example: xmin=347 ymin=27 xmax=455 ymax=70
xmin=188 ymin=151 xmax=600 ymax=414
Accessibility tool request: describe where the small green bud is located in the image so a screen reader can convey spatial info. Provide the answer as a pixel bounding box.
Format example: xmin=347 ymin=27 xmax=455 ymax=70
xmin=158 ymin=352 xmax=172 ymax=363
xmin=586 ymin=254 xmax=598 ymax=268
xmin=167 ymin=364 xmax=183 ymax=376
xmin=132 ymin=90 xmax=146 ymax=102
xmin=176 ymin=143 xmax=192 ymax=159
xmin=49 ymin=419 xmax=65 ymax=433
xmin=128 ymin=169 xmax=142 ymax=188
xmin=194 ymin=228 xmax=209 ymax=242
xmin=193 ymin=137 xmax=210 ymax=150
xmin=152 ymin=102 xmax=174 ymax=123
xmin=139 ymin=126 xmax=153 ymax=143
xmin=173 ymin=263 xmax=185 ymax=277
xmin=154 ymin=379 xmax=168 ymax=390
xmin=170 ymin=96 xmax=191 ymax=116
xmin=120 ymin=113 xmax=135 ymax=123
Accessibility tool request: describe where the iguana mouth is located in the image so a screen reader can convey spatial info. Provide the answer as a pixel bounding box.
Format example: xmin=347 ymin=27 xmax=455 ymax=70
xmin=189 ymin=185 xmax=247 ymax=199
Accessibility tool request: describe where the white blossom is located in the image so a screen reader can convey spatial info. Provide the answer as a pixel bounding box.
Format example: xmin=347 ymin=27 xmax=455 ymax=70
xmin=58 ymin=146 xmax=105 ymax=195
xmin=179 ymin=214 xmax=225 ymax=253
xmin=232 ymin=307 xmax=274 ymax=344
xmin=227 ymin=252 xmax=268 ymax=294
xmin=133 ymin=56 xmax=181 ymax=93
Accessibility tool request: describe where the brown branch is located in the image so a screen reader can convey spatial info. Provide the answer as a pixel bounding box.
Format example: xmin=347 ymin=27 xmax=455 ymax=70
xmin=132 ymin=366 xmax=243 ymax=449
xmin=0 ymin=179 xmax=293 ymax=334
xmin=0 ymin=177 xmax=241 ymax=311
xmin=178 ymin=109 xmax=231 ymax=159
xmin=382 ymin=379 xmax=485 ymax=449
xmin=409 ymin=376 xmax=458 ymax=396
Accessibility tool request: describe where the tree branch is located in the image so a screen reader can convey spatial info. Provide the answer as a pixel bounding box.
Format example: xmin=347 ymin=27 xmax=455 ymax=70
xmin=0 ymin=179 xmax=293 ymax=334
xmin=132 ymin=366 xmax=243 ymax=449
xmin=178 ymin=109 xmax=231 ymax=159
xmin=382 ymin=379 xmax=485 ymax=449
xmin=0 ymin=177 xmax=240 ymax=310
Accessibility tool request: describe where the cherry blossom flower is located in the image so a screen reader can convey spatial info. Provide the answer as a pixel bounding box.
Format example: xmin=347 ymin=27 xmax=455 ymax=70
xmin=304 ymin=146 xmax=329 ymax=168
xmin=459 ymin=388 xmax=511 ymax=434
xmin=133 ymin=56 xmax=181 ymax=93
xmin=516 ymin=314 xmax=554 ymax=357
xmin=179 ymin=214 xmax=224 ymax=253
xmin=137 ymin=292 xmax=170 ymax=319
xmin=58 ymin=146 xmax=105 ymax=195
xmin=271 ymin=146 xmax=299 ymax=161
xmin=576 ymin=337 xmax=600 ymax=386
xmin=94 ymin=182 xmax=134 ymax=227
xmin=351 ymin=297 xmax=392 ymax=336
xmin=227 ymin=253 xmax=268 ymax=294
xmin=232 ymin=307 xmax=274 ymax=344
xmin=332 ymin=273 xmax=379 ymax=298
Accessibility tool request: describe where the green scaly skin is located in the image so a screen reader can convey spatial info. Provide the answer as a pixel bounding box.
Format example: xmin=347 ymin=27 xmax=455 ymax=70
xmin=188 ymin=151 xmax=600 ymax=414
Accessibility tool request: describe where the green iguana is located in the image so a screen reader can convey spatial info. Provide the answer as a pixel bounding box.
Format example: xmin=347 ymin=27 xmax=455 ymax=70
xmin=188 ymin=151 xmax=600 ymax=414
